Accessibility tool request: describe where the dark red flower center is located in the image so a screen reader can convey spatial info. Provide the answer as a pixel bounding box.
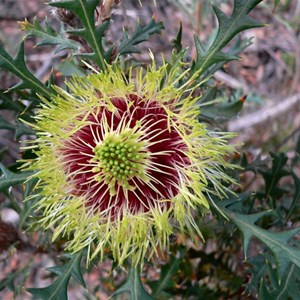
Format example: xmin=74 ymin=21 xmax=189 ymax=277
xmin=60 ymin=94 xmax=190 ymax=215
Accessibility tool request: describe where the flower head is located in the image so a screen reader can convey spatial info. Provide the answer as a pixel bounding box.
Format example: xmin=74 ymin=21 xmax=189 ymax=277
xmin=25 ymin=61 xmax=236 ymax=265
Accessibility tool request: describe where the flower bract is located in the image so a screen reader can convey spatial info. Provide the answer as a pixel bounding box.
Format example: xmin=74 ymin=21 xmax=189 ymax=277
xmin=24 ymin=61 xmax=236 ymax=265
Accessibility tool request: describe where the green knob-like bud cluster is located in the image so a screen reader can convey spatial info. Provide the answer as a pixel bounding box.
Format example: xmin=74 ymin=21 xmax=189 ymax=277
xmin=91 ymin=130 xmax=149 ymax=193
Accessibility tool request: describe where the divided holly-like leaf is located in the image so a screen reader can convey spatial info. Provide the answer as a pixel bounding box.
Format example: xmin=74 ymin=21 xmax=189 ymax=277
xmin=259 ymin=152 xmax=290 ymax=200
xmin=241 ymin=153 xmax=269 ymax=174
xmin=241 ymin=151 xmax=293 ymax=211
xmin=171 ymin=22 xmax=183 ymax=53
xmin=149 ymin=249 xmax=185 ymax=299
xmin=117 ymin=18 xmax=164 ymax=56
xmin=112 ymin=266 xmax=152 ymax=300
xmin=0 ymin=163 xmax=34 ymax=192
xmin=0 ymin=43 xmax=52 ymax=97
xmin=245 ymin=254 xmax=270 ymax=294
xmin=218 ymin=202 xmax=300 ymax=281
xmin=20 ymin=18 xmax=79 ymax=53
xmin=285 ymin=171 xmax=300 ymax=222
xmin=193 ymin=0 xmax=264 ymax=76
xmin=196 ymin=37 xmax=253 ymax=122
xmin=259 ymin=263 xmax=300 ymax=299
xmin=0 ymin=116 xmax=34 ymax=139
xmin=203 ymin=35 xmax=253 ymax=78
xmin=0 ymin=91 xmax=26 ymax=112
xmin=0 ymin=264 xmax=30 ymax=297
xmin=19 ymin=177 xmax=40 ymax=228
xmin=27 ymin=251 xmax=86 ymax=300
xmin=50 ymin=0 xmax=108 ymax=71
xmin=198 ymin=95 xmax=246 ymax=121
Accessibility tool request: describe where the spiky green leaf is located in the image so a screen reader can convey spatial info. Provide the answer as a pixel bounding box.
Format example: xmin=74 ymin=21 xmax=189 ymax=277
xmin=204 ymin=35 xmax=253 ymax=77
xmin=150 ymin=250 xmax=185 ymax=299
xmin=0 ymin=91 xmax=25 ymax=112
xmin=20 ymin=18 xmax=79 ymax=53
xmin=260 ymin=152 xmax=290 ymax=200
xmin=259 ymin=264 xmax=300 ymax=299
xmin=199 ymin=96 xmax=246 ymax=121
xmin=0 ymin=265 xmax=30 ymax=297
xmin=19 ymin=178 xmax=39 ymax=228
xmin=0 ymin=43 xmax=52 ymax=97
xmin=245 ymin=254 xmax=270 ymax=294
xmin=118 ymin=18 xmax=164 ymax=55
xmin=0 ymin=163 xmax=33 ymax=192
xmin=219 ymin=202 xmax=300 ymax=280
xmin=27 ymin=251 xmax=85 ymax=300
xmin=56 ymin=60 xmax=86 ymax=77
xmin=193 ymin=0 xmax=264 ymax=75
xmin=171 ymin=22 xmax=183 ymax=53
xmin=50 ymin=0 xmax=108 ymax=70
xmin=112 ymin=266 xmax=152 ymax=300
xmin=0 ymin=116 xmax=34 ymax=138
xmin=285 ymin=172 xmax=300 ymax=221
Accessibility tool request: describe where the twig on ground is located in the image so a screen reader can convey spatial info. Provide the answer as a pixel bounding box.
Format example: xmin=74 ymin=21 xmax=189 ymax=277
xmin=228 ymin=93 xmax=300 ymax=131
xmin=214 ymin=70 xmax=249 ymax=93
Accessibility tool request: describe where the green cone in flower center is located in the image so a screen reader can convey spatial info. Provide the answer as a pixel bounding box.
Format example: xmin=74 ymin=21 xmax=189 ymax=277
xmin=91 ymin=129 xmax=149 ymax=193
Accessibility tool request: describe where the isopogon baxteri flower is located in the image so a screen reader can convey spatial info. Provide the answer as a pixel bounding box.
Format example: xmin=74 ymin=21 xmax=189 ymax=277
xmin=24 ymin=62 xmax=236 ymax=265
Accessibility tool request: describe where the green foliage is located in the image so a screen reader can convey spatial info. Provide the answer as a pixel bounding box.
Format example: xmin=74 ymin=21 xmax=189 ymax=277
xmin=27 ymin=251 xmax=86 ymax=300
xmin=193 ymin=0 xmax=264 ymax=76
xmin=149 ymin=249 xmax=185 ymax=299
xmin=199 ymin=94 xmax=246 ymax=121
xmin=21 ymin=18 xmax=79 ymax=53
xmin=250 ymin=254 xmax=300 ymax=299
xmin=259 ymin=264 xmax=300 ymax=299
xmin=56 ymin=60 xmax=86 ymax=77
xmin=0 ymin=90 xmax=25 ymax=112
xmin=19 ymin=178 xmax=40 ymax=228
xmin=0 ymin=43 xmax=52 ymax=97
xmin=219 ymin=201 xmax=300 ymax=278
xmin=242 ymin=151 xmax=300 ymax=217
xmin=0 ymin=116 xmax=34 ymax=138
xmin=260 ymin=152 xmax=290 ymax=202
xmin=50 ymin=0 xmax=109 ymax=70
xmin=171 ymin=22 xmax=183 ymax=53
xmin=205 ymin=35 xmax=253 ymax=78
xmin=118 ymin=18 xmax=164 ymax=56
xmin=237 ymin=146 xmax=300 ymax=297
xmin=285 ymin=171 xmax=300 ymax=221
xmin=0 ymin=265 xmax=30 ymax=297
xmin=0 ymin=163 xmax=33 ymax=192
xmin=196 ymin=36 xmax=252 ymax=122
xmin=112 ymin=266 xmax=152 ymax=300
